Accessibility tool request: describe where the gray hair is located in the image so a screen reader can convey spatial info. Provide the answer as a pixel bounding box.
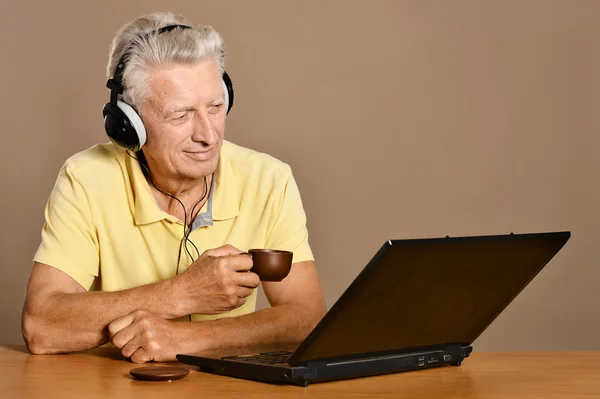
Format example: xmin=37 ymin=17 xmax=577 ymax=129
xmin=106 ymin=11 xmax=225 ymax=112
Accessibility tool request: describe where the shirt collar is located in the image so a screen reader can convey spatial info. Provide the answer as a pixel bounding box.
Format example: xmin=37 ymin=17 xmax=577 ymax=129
xmin=129 ymin=142 xmax=239 ymax=226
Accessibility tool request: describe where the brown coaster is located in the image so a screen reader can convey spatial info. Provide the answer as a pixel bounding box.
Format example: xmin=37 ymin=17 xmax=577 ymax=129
xmin=130 ymin=366 xmax=190 ymax=381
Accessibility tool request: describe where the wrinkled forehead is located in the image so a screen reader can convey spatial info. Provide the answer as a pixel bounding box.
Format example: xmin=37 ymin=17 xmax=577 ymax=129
xmin=146 ymin=59 xmax=224 ymax=108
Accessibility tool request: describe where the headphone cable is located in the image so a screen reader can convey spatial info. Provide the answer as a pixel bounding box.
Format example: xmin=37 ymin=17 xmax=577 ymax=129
xmin=126 ymin=150 xmax=209 ymax=262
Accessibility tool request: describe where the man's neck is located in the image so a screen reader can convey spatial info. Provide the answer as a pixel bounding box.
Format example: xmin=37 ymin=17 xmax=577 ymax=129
xmin=151 ymin=175 xmax=212 ymax=227
xmin=136 ymin=151 xmax=212 ymax=225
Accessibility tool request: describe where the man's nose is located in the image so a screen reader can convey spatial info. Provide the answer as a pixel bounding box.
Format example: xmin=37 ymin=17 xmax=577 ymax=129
xmin=191 ymin=112 xmax=218 ymax=145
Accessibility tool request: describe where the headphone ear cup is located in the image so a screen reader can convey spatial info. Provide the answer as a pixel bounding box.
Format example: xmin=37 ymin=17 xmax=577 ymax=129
xmin=222 ymin=71 xmax=234 ymax=115
xmin=102 ymin=101 xmax=147 ymax=151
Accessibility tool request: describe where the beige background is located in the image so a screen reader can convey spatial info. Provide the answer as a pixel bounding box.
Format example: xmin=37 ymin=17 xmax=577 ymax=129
xmin=1 ymin=0 xmax=599 ymax=350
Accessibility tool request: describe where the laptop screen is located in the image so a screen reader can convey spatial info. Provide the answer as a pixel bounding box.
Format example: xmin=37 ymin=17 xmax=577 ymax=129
xmin=289 ymin=232 xmax=570 ymax=365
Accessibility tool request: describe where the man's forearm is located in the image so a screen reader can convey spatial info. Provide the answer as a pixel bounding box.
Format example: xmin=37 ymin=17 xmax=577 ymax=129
xmin=23 ymin=278 xmax=184 ymax=354
xmin=180 ymin=304 xmax=326 ymax=357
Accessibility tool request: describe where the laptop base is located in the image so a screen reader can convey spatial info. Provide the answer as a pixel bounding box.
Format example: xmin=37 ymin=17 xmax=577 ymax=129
xmin=177 ymin=344 xmax=473 ymax=386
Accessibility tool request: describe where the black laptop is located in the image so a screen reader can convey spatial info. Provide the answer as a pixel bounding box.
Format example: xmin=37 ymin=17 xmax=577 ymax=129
xmin=177 ymin=231 xmax=570 ymax=386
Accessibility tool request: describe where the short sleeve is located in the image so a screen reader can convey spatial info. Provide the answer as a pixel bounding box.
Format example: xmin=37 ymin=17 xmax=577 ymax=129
xmin=265 ymin=172 xmax=314 ymax=263
xmin=33 ymin=165 xmax=99 ymax=290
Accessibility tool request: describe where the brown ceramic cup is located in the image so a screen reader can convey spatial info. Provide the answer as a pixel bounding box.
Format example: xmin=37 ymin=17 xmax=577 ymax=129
xmin=246 ymin=249 xmax=293 ymax=282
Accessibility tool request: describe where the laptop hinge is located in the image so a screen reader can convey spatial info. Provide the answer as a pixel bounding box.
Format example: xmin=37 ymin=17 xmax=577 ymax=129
xmin=290 ymin=361 xmax=326 ymax=379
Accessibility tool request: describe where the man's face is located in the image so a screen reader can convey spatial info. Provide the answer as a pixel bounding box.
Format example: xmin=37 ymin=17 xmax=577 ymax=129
xmin=140 ymin=59 xmax=226 ymax=181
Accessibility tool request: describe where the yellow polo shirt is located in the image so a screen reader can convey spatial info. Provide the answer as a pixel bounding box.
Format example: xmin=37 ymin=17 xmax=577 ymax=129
xmin=33 ymin=140 xmax=314 ymax=321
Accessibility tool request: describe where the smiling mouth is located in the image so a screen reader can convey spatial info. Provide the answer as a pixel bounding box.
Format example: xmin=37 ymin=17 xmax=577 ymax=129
xmin=184 ymin=148 xmax=214 ymax=160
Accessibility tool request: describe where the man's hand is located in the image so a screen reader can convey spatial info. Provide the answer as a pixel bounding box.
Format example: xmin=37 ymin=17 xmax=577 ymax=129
xmin=108 ymin=310 xmax=183 ymax=363
xmin=174 ymin=245 xmax=260 ymax=315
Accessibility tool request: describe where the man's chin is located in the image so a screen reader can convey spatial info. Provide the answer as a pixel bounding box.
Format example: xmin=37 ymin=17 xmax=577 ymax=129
xmin=183 ymin=162 xmax=218 ymax=181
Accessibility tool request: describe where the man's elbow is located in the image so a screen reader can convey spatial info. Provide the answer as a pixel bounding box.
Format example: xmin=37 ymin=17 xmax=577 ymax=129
xmin=21 ymin=309 xmax=53 ymax=355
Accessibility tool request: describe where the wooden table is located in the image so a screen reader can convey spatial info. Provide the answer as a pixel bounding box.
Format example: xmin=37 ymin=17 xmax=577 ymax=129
xmin=1 ymin=345 xmax=599 ymax=398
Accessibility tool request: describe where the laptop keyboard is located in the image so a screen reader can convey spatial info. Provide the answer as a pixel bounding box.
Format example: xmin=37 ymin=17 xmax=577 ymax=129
xmin=224 ymin=350 xmax=293 ymax=365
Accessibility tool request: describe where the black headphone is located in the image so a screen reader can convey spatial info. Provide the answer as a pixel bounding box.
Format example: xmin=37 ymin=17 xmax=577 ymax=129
xmin=102 ymin=24 xmax=234 ymax=151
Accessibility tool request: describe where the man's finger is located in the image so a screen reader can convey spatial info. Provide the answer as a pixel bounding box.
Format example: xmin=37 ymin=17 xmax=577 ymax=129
xmin=236 ymin=297 xmax=247 ymax=308
xmin=107 ymin=312 xmax=136 ymax=339
xmin=130 ymin=347 xmax=152 ymax=364
xmin=120 ymin=333 xmax=142 ymax=359
xmin=236 ymin=286 xmax=255 ymax=299
xmin=204 ymin=244 xmax=242 ymax=258
xmin=229 ymin=254 xmax=254 ymax=272
xmin=236 ymin=271 xmax=260 ymax=288
xmin=111 ymin=323 xmax=138 ymax=350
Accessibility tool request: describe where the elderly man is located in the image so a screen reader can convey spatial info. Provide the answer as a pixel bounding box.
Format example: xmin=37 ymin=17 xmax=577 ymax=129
xmin=22 ymin=12 xmax=326 ymax=363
